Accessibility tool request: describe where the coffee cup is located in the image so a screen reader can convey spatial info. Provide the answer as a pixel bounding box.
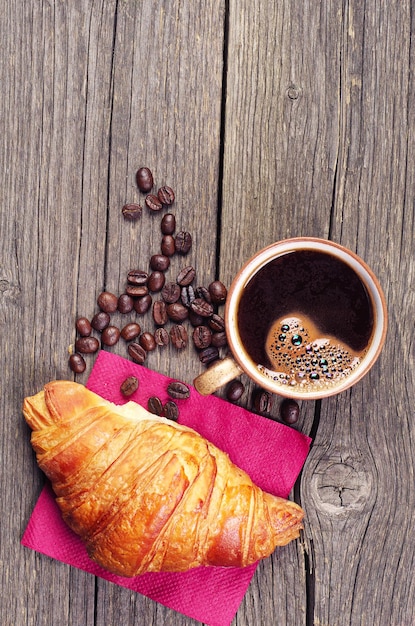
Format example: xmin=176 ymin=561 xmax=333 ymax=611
xmin=193 ymin=237 xmax=388 ymax=400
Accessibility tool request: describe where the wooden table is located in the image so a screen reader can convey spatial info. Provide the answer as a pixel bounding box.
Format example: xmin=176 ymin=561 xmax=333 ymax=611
xmin=2 ymin=2 xmax=414 ymax=625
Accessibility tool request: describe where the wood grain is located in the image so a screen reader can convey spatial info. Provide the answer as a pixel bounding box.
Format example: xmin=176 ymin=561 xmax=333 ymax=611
xmin=1 ymin=0 xmax=414 ymax=625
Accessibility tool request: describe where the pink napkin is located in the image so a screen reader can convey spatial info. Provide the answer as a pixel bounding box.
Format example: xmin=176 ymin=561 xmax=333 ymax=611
xmin=22 ymin=351 xmax=311 ymax=626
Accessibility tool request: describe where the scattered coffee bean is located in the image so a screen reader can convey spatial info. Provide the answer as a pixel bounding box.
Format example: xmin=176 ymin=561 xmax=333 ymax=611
xmin=148 ymin=396 xmax=164 ymax=416
xmin=101 ymin=325 xmax=120 ymax=346
xmin=122 ymin=203 xmax=142 ymax=220
xmin=211 ymin=331 xmax=227 ymax=348
xmin=134 ymin=294 xmax=152 ymax=314
xmin=226 ymin=380 xmax=245 ymax=402
xmin=157 ymin=186 xmax=175 ymax=206
xmin=161 ymin=234 xmax=176 ymax=256
xmin=121 ymin=322 xmax=141 ymax=341
xmin=161 ymin=213 xmax=176 ymax=235
xmin=253 ymin=389 xmax=273 ymax=414
xmin=188 ymin=310 xmax=205 ymax=327
xmin=91 ymin=311 xmax=110 ymax=331
xmin=170 ymin=324 xmax=188 ymax=349
xmin=167 ymin=381 xmax=190 ymax=400
xmin=177 ymin=266 xmax=196 ymax=286
xmin=127 ymin=269 xmax=148 ymax=286
xmin=164 ymin=400 xmax=179 ymax=421
xmin=126 ymin=284 xmax=149 ymax=298
xmin=75 ymin=317 xmax=92 ymax=337
xmin=97 ymin=291 xmax=118 ymax=313
xmin=195 ymin=286 xmax=212 ymax=303
xmin=152 ymin=300 xmax=168 ymax=326
xmin=145 ymin=193 xmax=163 ymax=211
xmin=190 ymin=298 xmax=214 ymax=318
xmin=154 ymin=327 xmax=169 ymax=346
xmin=175 ymin=231 xmax=192 ymax=254
xmin=139 ymin=331 xmax=157 ymax=352
xmin=150 ymin=254 xmax=170 ymax=272
xmin=166 ymin=302 xmax=189 ymax=322
xmin=75 ymin=336 xmax=100 ymax=354
xmin=69 ymin=352 xmax=86 ymax=373
xmin=147 ymin=271 xmax=165 ymax=292
xmin=208 ymin=280 xmax=227 ymax=305
xmin=208 ymin=314 xmax=225 ymax=332
xmin=161 ymin=282 xmax=181 ymax=303
xmin=199 ymin=346 xmax=219 ymax=364
xmin=128 ymin=342 xmax=147 ymax=364
xmin=280 ymin=399 xmax=300 ymax=424
xmin=192 ymin=325 xmax=212 ymax=349
xmin=120 ymin=375 xmax=139 ymax=396
xmin=117 ymin=293 xmax=134 ymax=314
xmin=136 ymin=167 xmax=153 ymax=193
xmin=181 ymin=285 xmax=195 ymax=308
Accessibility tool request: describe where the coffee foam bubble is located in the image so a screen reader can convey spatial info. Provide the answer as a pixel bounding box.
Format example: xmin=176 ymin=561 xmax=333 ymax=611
xmin=260 ymin=314 xmax=364 ymax=391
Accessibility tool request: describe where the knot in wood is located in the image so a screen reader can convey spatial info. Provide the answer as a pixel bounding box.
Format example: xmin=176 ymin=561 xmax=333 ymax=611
xmin=310 ymin=453 xmax=372 ymax=515
xmin=286 ymin=84 xmax=301 ymax=100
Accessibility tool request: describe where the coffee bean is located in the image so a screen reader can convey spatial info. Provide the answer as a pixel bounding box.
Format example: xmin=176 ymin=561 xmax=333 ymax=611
xmin=161 ymin=234 xmax=176 ymax=256
xmin=101 ymin=325 xmax=121 ymax=346
xmin=117 ymin=293 xmax=134 ymax=314
xmin=208 ymin=280 xmax=227 ymax=305
xmin=280 ymin=399 xmax=300 ymax=424
xmin=164 ymin=400 xmax=179 ymax=421
xmin=211 ymin=331 xmax=227 ymax=348
xmin=190 ymin=298 xmax=214 ymax=318
xmin=154 ymin=327 xmax=169 ymax=346
xmin=208 ymin=314 xmax=225 ymax=332
xmin=152 ymin=300 xmax=168 ymax=326
xmin=136 ymin=167 xmax=153 ymax=193
xmin=195 ymin=286 xmax=212 ymax=303
xmin=166 ymin=302 xmax=189 ymax=322
xmin=120 ymin=376 xmax=139 ymax=397
xmin=167 ymin=381 xmax=190 ymax=400
xmin=122 ymin=203 xmax=142 ymax=220
xmin=192 ymin=325 xmax=212 ymax=349
xmin=177 ymin=266 xmax=196 ymax=287
xmin=91 ymin=311 xmax=110 ymax=331
xmin=145 ymin=194 xmax=163 ymax=211
xmin=188 ymin=310 xmax=205 ymax=327
xmin=253 ymin=389 xmax=273 ymax=414
xmin=128 ymin=342 xmax=147 ymax=364
xmin=226 ymin=380 xmax=245 ymax=402
xmin=198 ymin=346 xmax=219 ymax=364
xmin=161 ymin=213 xmax=176 ymax=235
xmin=150 ymin=254 xmax=170 ymax=272
xmin=126 ymin=284 xmax=149 ymax=298
xmin=120 ymin=322 xmax=141 ymax=341
xmin=133 ymin=294 xmax=152 ymax=314
xmin=75 ymin=336 xmax=100 ymax=354
xmin=139 ymin=332 xmax=157 ymax=352
xmin=157 ymin=186 xmax=175 ymax=206
xmin=127 ymin=269 xmax=148 ymax=286
xmin=170 ymin=324 xmax=188 ymax=349
xmin=75 ymin=317 xmax=92 ymax=337
xmin=147 ymin=271 xmax=165 ymax=292
xmin=161 ymin=282 xmax=181 ymax=303
xmin=97 ymin=291 xmax=118 ymax=313
xmin=175 ymin=231 xmax=192 ymax=254
xmin=148 ymin=396 xmax=164 ymax=416
xmin=181 ymin=285 xmax=195 ymax=308
xmin=69 ymin=352 xmax=86 ymax=373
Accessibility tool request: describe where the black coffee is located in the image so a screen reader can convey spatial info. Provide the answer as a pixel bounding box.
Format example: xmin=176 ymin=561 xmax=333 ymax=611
xmin=237 ymin=250 xmax=374 ymax=391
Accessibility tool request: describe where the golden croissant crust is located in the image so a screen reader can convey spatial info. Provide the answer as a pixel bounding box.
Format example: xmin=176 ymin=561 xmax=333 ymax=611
xmin=23 ymin=381 xmax=304 ymax=576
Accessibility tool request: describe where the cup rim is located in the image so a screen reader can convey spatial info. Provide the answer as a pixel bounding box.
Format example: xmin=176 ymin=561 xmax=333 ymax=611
xmin=224 ymin=237 xmax=388 ymax=400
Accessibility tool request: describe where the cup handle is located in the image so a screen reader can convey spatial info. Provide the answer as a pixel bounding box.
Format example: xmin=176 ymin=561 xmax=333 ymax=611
xmin=193 ymin=356 xmax=243 ymax=395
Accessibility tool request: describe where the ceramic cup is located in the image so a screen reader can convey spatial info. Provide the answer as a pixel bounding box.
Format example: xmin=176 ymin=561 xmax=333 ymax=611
xmin=193 ymin=237 xmax=388 ymax=400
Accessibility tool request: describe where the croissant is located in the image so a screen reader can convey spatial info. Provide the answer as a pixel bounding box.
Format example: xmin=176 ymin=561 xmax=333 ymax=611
xmin=23 ymin=381 xmax=304 ymax=577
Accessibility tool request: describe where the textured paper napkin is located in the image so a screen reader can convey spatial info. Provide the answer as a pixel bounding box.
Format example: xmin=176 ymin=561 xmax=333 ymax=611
xmin=22 ymin=351 xmax=311 ymax=626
